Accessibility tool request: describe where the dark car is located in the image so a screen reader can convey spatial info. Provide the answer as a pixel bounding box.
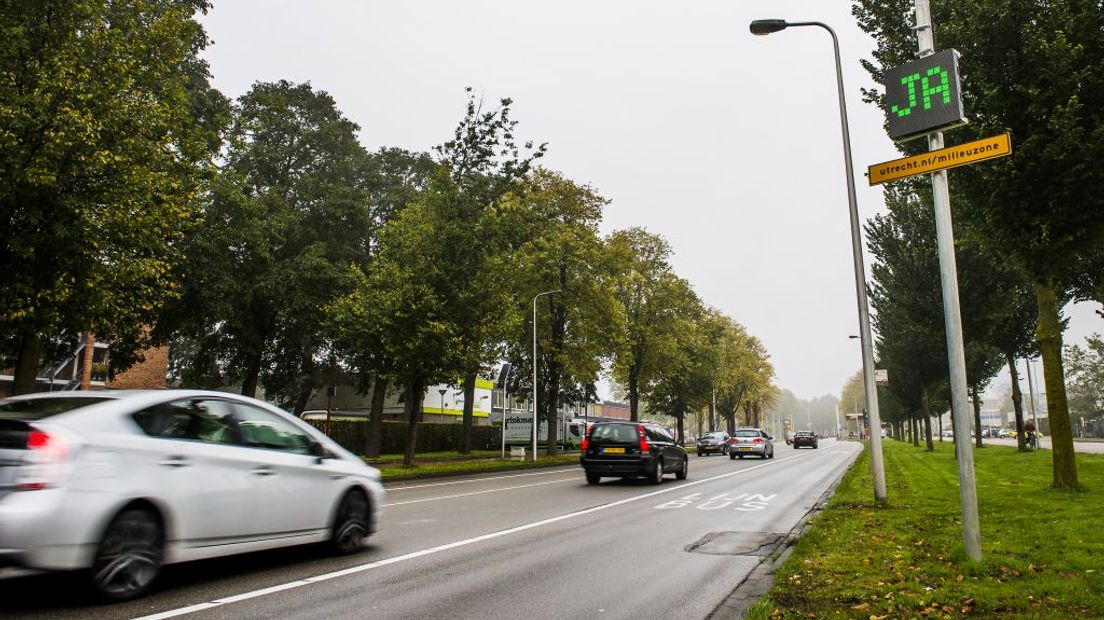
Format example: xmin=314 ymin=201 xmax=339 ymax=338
xmin=728 ymin=427 xmax=775 ymax=459
xmin=580 ymin=422 xmax=688 ymax=485
xmin=696 ymin=431 xmax=730 ymax=456
xmin=792 ymin=430 xmax=818 ymax=449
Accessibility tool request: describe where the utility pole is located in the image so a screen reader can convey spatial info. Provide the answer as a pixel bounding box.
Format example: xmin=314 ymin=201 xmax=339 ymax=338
xmin=912 ymin=0 xmax=982 ymax=561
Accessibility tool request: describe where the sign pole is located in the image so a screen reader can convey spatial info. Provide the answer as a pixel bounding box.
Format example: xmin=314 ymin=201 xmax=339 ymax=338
xmin=913 ymin=0 xmax=982 ymax=561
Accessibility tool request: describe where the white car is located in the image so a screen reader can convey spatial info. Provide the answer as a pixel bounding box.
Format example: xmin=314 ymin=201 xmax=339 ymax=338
xmin=0 ymin=390 xmax=383 ymax=601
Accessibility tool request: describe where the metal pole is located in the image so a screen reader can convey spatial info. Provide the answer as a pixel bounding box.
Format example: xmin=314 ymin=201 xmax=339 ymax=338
xmin=779 ymin=20 xmax=887 ymax=502
xmin=1025 ymin=357 xmax=1038 ymax=442
xmin=750 ymin=18 xmax=887 ymax=499
xmin=532 ymin=290 xmax=561 ymax=462
xmin=913 ymin=0 xmax=981 ymax=561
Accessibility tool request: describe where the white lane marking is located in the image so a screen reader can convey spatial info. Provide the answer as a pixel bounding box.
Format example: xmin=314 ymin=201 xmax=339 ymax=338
xmin=383 ymin=477 xmax=576 ymax=507
xmin=134 ymin=445 xmax=859 ymax=620
xmin=386 ymin=468 xmax=575 ymax=491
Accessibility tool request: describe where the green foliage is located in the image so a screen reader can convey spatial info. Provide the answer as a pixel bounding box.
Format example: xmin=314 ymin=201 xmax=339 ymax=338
xmin=1065 ymin=334 xmax=1104 ymax=420
xmin=854 ymin=0 xmax=1104 ymax=487
xmin=163 ymin=80 xmax=373 ymax=407
xmin=608 ymin=227 xmax=698 ymax=420
xmin=0 ymin=0 xmax=228 ymax=388
xmin=498 ymin=169 xmax=620 ymax=451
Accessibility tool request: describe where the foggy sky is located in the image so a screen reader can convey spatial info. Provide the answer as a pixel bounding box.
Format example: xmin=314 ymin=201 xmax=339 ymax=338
xmin=198 ymin=1 xmax=1100 ymax=401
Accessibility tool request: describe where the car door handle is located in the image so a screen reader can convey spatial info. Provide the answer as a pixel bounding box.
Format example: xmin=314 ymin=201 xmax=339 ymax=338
xmin=159 ymin=456 xmax=191 ymax=468
xmin=252 ymin=466 xmax=276 ymax=477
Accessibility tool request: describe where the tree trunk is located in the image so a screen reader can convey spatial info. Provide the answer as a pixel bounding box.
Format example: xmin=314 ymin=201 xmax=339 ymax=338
xmin=241 ymin=351 xmax=262 ymax=398
xmin=367 ymin=376 xmax=386 ymax=458
xmin=938 ymin=412 xmax=944 ymax=442
xmin=911 ymin=416 xmax=919 ymax=447
xmin=12 ymin=332 xmax=44 ymax=396
xmin=1035 ymin=279 xmax=1078 ymax=489
xmin=402 ymin=378 xmax=423 ymax=468
xmin=460 ymin=371 xmax=476 ymax=454
xmin=924 ymin=411 xmax=934 ymax=452
xmin=80 ymin=332 xmax=95 ymax=390
xmin=971 ymin=385 xmax=984 ymax=448
xmin=726 ymin=411 xmax=735 ymax=434
xmin=676 ymin=410 xmax=685 ymax=445
xmin=1006 ymin=353 xmax=1027 ymax=451
xmin=628 ymin=368 xmax=640 ymax=422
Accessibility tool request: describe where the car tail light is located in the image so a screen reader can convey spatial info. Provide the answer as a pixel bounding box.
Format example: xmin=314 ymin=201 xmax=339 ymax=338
xmin=637 ymin=424 xmax=650 ymax=453
xmin=18 ymin=428 xmax=70 ymax=491
xmin=754 ymin=438 xmax=764 ymax=444
xmin=581 ymin=425 xmax=593 ymax=451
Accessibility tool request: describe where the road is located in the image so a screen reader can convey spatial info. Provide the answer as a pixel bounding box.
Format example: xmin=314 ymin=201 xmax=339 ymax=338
xmin=1 ymin=439 xmax=861 ymax=620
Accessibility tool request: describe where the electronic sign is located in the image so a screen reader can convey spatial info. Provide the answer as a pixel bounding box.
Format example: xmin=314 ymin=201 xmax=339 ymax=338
xmin=885 ymin=49 xmax=966 ymax=142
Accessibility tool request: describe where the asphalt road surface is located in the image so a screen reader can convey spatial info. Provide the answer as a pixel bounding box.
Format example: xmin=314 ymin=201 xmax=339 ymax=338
xmin=1 ymin=439 xmax=861 ymax=620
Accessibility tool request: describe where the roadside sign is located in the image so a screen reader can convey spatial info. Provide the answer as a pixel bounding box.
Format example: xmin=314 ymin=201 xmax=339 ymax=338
xmin=867 ymin=133 xmax=1011 ymax=185
xmin=875 ymin=369 xmax=888 ymax=386
xmin=885 ymin=49 xmax=966 ymax=141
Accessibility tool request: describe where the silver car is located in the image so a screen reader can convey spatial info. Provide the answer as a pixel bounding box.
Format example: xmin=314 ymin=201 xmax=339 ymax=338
xmin=728 ymin=427 xmax=775 ymax=459
xmin=0 ymin=390 xmax=383 ymax=601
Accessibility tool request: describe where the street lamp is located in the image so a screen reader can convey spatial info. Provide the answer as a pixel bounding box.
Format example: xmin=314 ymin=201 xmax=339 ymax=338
xmin=750 ymin=18 xmax=887 ymax=503
xmin=532 ymin=289 xmax=562 ymax=462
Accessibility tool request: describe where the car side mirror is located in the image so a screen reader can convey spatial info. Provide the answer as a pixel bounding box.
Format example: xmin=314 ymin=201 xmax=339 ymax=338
xmin=309 ymin=440 xmax=326 ymax=462
xmin=768 ymin=436 xmax=774 ymax=441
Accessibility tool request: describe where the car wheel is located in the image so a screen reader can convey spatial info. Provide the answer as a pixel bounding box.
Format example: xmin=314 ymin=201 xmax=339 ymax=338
xmin=331 ymin=489 xmax=370 ymax=555
xmin=814 ymin=443 xmax=818 ymax=449
xmin=738 ymin=454 xmax=744 ymax=459
xmin=769 ymin=448 xmax=774 ymax=459
xmin=586 ymin=471 xmax=601 ymax=485
xmin=651 ymin=459 xmax=664 ymax=485
xmin=697 ymin=451 xmax=703 ymax=457
xmin=729 ymin=452 xmax=736 ymax=460
xmin=676 ymin=456 xmax=688 ymax=480
xmin=91 ymin=508 xmax=163 ymax=602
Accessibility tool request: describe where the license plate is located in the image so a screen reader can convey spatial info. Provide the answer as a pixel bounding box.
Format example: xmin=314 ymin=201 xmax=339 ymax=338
xmin=603 ymin=447 xmax=625 ymax=454
xmin=739 ymin=446 xmax=752 ymax=451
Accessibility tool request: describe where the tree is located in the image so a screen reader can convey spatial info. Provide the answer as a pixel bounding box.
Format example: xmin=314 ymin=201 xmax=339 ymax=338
xmin=328 ymin=172 xmax=458 ymax=467
xmin=638 ymin=282 xmax=708 ymax=443
xmin=164 ymin=81 xmax=372 ymax=409
xmin=0 ymin=0 xmax=227 ymax=393
xmin=1065 ymin=334 xmax=1104 ymax=424
xmin=608 ymin=228 xmax=693 ymax=421
xmin=433 ymin=90 xmax=545 ymax=453
xmin=499 ymin=169 xmax=619 ymax=456
xmin=854 ymin=0 xmax=1104 ymax=488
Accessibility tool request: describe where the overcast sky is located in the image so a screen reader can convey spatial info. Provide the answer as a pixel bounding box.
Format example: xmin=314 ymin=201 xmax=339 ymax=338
xmin=199 ymin=1 xmax=1100 ymax=402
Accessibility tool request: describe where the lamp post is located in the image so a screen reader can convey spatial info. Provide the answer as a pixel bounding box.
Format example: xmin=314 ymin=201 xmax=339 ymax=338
xmin=532 ymin=289 xmax=561 ymax=462
xmin=750 ymin=18 xmax=887 ymax=503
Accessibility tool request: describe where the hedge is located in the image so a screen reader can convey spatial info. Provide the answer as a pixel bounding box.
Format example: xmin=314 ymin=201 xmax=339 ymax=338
xmin=305 ymin=419 xmax=503 ymax=455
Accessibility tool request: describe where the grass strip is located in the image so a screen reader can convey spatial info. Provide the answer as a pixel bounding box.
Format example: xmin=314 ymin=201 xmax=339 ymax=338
xmin=375 ymin=453 xmax=579 ymax=480
xmin=746 ymin=439 xmax=1104 ymax=619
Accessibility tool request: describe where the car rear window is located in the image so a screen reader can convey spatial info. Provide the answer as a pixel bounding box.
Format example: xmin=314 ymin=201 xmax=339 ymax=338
xmin=796 ymin=431 xmax=814 ymax=436
xmin=704 ymin=432 xmax=726 ymax=440
xmin=589 ymin=424 xmax=639 ymax=443
xmin=733 ymin=430 xmax=760 ymax=438
xmin=0 ymin=396 xmax=115 ymax=420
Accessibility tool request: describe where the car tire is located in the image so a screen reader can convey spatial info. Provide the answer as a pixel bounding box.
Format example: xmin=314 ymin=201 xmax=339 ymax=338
xmin=90 ymin=508 xmax=163 ymax=602
xmin=737 ymin=454 xmax=744 ymax=459
xmin=331 ymin=489 xmax=370 ymax=555
xmin=586 ymin=471 xmax=601 ymax=485
xmin=697 ymin=451 xmax=703 ymax=457
xmin=651 ymin=459 xmax=664 ymax=485
xmin=814 ymin=443 xmax=818 ymax=449
xmin=676 ymin=456 xmax=688 ymax=480
xmin=769 ymin=448 xmax=774 ymax=459
xmin=729 ymin=452 xmax=736 ymax=460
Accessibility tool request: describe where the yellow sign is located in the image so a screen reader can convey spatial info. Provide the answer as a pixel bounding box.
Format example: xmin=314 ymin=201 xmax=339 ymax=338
xmin=867 ymin=133 xmax=1012 ymax=185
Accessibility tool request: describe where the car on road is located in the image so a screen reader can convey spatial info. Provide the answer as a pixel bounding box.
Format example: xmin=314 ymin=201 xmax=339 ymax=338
xmin=785 ymin=431 xmax=796 ymax=445
xmin=0 ymin=390 xmax=384 ymax=601
xmin=729 ymin=428 xmax=775 ymax=459
xmin=792 ymin=430 xmax=818 ymax=449
xmin=580 ymin=421 xmax=688 ymax=485
xmin=696 ymin=431 xmax=729 ymax=456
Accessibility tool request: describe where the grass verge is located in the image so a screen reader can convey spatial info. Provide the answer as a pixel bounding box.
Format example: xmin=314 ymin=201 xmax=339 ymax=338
xmin=746 ymin=439 xmax=1104 ymax=619
xmin=369 ymin=452 xmax=579 ymax=480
